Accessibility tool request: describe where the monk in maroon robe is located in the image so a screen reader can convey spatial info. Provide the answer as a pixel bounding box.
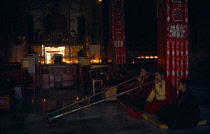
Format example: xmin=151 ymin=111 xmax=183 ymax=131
xmin=129 ymin=65 xmax=154 ymax=109
xmin=144 ymin=68 xmax=176 ymax=114
xmin=157 ymin=78 xmax=201 ymax=129
xmin=122 ymin=63 xmax=131 ymax=78
xmin=105 ymin=62 xmax=118 ymax=86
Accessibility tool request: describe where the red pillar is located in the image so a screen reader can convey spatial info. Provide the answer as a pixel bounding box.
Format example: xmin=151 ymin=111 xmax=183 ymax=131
xmin=110 ymin=0 xmax=126 ymax=65
xmin=157 ymin=0 xmax=189 ymax=87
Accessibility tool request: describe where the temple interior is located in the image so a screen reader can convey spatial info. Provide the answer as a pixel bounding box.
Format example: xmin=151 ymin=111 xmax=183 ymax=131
xmin=0 ymin=0 xmax=210 ymax=134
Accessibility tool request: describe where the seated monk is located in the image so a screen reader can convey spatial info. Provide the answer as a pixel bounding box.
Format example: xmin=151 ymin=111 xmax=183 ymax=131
xmin=117 ymin=69 xmax=135 ymax=100
xmin=129 ymin=65 xmax=154 ymax=110
xmin=157 ymin=78 xmax=201 ymax=129
xmin=122 ymin=63 xmax=131 ymax=78
xmin=118 ymin=69 xmax=130 ymax=91
xmin=144 ymin=68 xmax=176 ymax=114
xmin=112 ymin=64 xmax=124 ymax=89
xmin=105 ymin=62 xmax=118 ymax=86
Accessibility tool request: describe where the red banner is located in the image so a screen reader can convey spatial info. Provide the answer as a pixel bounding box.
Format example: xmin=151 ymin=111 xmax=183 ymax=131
xmin=111 ymin=0 xmax=126 ymax=64
xmin=166 ymin=39 xmax=171 ymax=81
xmin=166 ymin=0 xmax=189 ymax=87
xmin=180 ymin=40 xmax=184 ymax=78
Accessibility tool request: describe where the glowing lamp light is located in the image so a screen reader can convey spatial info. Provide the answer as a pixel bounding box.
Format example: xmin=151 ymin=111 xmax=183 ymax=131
xmin=137 ymin=56 xmax=158 ymax=59
xmin=76 ymin=96 xmax=79 ymax=101
xmin=66 ymin=61 xmax=70 ymax=64
xmin=43 ymin=98 xmax=46 ymax=102
xmin=132 ymin=61 xmax=135 ymax=64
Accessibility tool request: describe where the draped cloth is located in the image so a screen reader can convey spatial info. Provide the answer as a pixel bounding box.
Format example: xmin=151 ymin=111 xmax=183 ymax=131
xmin=166 ymin=0 xmax=189 ymax=88
xmin=111 ymin=0 xmax=126 ymax=64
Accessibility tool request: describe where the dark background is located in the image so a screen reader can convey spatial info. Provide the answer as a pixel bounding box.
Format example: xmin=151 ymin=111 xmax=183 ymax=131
xmin=124 ymin=0 xmax=210 ymax=84
xmin=1 ymin=0 xmax=210 ymax=83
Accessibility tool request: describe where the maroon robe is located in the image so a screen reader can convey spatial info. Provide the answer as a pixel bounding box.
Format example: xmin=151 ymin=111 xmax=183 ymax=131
xmin=144 ymin=79 xmax=177 ymax=114
xmin=158 ymin=89 xmax=201 ymax=129
xmin=106 ymin=68 xmax=119 ymax=86
xmin=129 ymin=75 xmax=154 ymax=106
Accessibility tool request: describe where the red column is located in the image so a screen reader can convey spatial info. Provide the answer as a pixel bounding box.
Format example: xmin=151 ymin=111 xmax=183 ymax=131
xmin=110 ymin=0 xmax=126 ymax=65
xmin=158 ymin=0 xmax=189 ymax=87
